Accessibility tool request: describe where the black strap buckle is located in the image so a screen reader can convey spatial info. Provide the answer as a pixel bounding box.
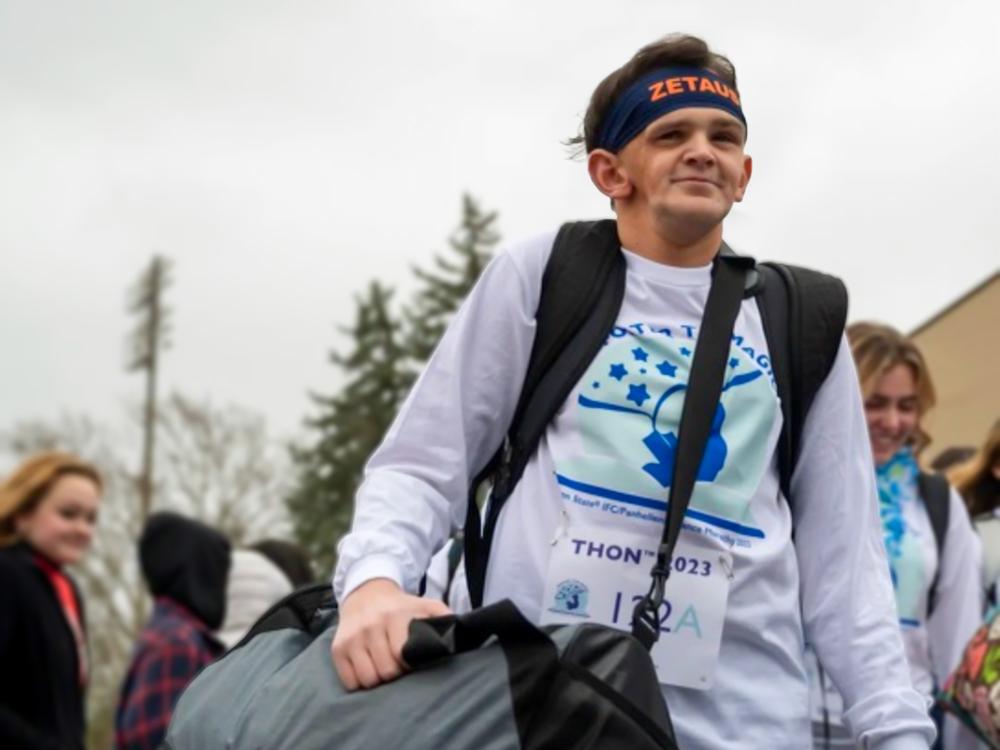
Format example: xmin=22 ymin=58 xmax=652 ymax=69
xmin=631 ymin=544 xmax=670 ymax=650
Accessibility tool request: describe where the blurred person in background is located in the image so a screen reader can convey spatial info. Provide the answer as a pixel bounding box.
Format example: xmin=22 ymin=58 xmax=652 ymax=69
xmin=0 ymin=452 xmax=102 ymax=750
xmin=950 ymin=420 xmax=1000 ymax=604
xmin=809 ymin=322 xmax=984 ymax=749
xmin=114 ymin=511 xmax=231 ymax=750
xmin=250 ymin=538 xmax=314 ymax=588
xmin=217 ymin=539 xmax=313 ymax=649
xmin=932 ymin=447 xmax=977 ymax=475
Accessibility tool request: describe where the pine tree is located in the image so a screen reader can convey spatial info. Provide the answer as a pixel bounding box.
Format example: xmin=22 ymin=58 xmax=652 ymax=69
xmin=404 ymin=193 xmax=500 ymax=369
xmin=287 ymin=195 xmax=501 ymax=574
xmin=287 ymin=281 xmax=410 ymax=573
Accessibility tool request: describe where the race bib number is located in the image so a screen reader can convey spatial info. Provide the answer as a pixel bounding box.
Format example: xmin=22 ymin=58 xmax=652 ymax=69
xmin=540 ymin=525 xmax=732 ymax=690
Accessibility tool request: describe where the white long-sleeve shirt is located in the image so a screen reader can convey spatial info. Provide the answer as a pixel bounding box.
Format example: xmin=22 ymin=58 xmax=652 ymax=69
xmin=334 ymin=230 xmax=935 ymax=749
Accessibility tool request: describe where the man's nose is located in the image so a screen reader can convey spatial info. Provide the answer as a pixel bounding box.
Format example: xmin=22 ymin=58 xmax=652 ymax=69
xmin=683 ymin=132 xmax=716 ymax=166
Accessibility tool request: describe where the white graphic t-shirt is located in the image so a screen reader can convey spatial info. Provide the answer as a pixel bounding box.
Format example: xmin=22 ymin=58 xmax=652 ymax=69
xmin=546 ymin=289 xmax=780 ymax=548
xmin=335 ymin=230 xmax=934 ymax=749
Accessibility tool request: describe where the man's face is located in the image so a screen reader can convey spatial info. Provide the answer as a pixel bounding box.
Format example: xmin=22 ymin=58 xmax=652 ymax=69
xmin=614 ymin=107 xmax=751 ymax=234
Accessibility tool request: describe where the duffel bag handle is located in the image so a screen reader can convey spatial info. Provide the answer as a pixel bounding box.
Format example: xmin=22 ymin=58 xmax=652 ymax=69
xmin=403 ymin=599 xmax=553 ymax=664
xmin=403 ymin=599 xmax=561 ymax=739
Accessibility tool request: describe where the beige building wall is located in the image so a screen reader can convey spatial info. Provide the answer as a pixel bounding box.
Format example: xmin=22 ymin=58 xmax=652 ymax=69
xmin=910 ymin=273 xmax=1000 ymax=459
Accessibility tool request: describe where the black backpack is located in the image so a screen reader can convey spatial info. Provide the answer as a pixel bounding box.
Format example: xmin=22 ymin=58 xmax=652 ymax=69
xmin=463 ymin=219 xmax=849 ymax=607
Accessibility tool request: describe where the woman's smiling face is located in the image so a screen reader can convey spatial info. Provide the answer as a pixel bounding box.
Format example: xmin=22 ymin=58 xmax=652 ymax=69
xmin=863 ymin=363 xmax=920 ymax=466
xmin=15 ymin=474 xmax=101 ymax=565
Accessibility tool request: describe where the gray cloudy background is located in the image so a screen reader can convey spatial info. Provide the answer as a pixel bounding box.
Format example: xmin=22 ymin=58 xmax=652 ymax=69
xmin=2 ymin=0 xmax=998 ymax=439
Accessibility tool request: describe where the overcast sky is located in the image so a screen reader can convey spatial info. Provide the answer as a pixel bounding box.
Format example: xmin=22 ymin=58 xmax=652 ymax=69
xmin=2 ymin=0 xmax=997 ymax=441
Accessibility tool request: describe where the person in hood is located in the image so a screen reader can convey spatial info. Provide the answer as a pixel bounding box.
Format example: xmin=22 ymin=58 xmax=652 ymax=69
xmin=114 ymin=511 xmax=231 ymax=750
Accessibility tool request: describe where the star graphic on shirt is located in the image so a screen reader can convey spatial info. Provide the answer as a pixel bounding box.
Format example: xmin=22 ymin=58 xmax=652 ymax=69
xmin=627 ymin=383 xmax=650 ymax=407
xmin=656 ymin=360 xmax=677 ymax=377
xmin=729 ymin=357 xmax=740 ymax=368
xmin=632 ymin=347 xmax=649 ymax=362
xmin=609 ymin=363 xmax=628 ymax=381
xmin=680 ymin=347 xmax=692 ymax=357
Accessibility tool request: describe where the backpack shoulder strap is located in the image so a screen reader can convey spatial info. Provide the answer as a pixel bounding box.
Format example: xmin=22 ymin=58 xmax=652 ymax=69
xmin=918 ymin=471 xmax=951 ymax=555
xmin=917 ymin=471 xmax=951 ymax=614
xmin=756 ymin=262 xmax=848 ymax=502
xmin=503 ymin=220 xmax=627 ymax=486
xmin=463 ymin=219 xmax=626 ymax=608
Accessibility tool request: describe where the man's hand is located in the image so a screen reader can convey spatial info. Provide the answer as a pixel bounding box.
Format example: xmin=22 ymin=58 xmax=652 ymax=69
xmin=331 ymin=578 xmax=451 ymax=691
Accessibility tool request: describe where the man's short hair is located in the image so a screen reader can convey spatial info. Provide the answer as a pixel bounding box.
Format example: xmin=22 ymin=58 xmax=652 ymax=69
xmin=569 ymin=34 xmax=740 ymax=154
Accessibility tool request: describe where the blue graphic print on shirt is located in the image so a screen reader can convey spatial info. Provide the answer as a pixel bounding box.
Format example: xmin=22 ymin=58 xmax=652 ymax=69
xmin=554 ymin=323 xmax=779 ymax=544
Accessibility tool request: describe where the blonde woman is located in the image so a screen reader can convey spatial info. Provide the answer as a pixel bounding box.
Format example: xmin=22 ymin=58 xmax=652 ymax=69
xmin=810 ymin=323 xmax=984 ymax=749
xmin=0 ymin=452 xmax=102 ymax=750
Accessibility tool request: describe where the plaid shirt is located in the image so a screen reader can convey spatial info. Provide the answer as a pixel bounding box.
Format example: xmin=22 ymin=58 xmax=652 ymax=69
xmin=114 ymin=597 xmax=224 ymax=750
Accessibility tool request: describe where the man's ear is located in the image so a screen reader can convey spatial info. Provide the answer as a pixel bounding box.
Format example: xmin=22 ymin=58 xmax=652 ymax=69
xmin=734 ymin=154 xmax=752 ymax=202
xmin=588 ymin=149 xmax=633 ymax=202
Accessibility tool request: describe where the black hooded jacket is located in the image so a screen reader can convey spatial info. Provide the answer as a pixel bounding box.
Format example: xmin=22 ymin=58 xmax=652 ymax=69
xmin=139 ymin=511 xmax=231 ymax=630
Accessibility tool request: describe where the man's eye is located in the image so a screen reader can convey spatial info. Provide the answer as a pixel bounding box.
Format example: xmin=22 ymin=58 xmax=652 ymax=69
xmin=658 ymin=130 xmax=682 ymax=141
xmin=713 ymin=132 xmax=739 ymax=143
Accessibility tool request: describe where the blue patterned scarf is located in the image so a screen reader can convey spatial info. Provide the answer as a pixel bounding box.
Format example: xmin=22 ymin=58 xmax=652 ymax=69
xmin=877 ymin=447 xmax=924 ymax=625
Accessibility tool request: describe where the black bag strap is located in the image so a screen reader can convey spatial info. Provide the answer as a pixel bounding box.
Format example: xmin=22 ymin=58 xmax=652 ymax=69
xmin=917 ymin=471 xmax=951 ymax=614
xmin=403 ymin=599 xmax=561 ymax=746
xmin=755 ymin=263 xmax=848 ymax=503
xmin=464 ymin=220 xmax=626 ymax=608
xmin=630 ymin=254 xmax=753 ymax=649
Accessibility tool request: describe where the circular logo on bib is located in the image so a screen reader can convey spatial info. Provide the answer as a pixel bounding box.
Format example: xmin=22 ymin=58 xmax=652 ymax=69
xmin=550 ymin=578 xmax=590 ymax=618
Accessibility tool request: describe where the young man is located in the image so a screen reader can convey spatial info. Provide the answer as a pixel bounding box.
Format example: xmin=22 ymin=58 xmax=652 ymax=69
xmin=331 ymin=35 xmax=936 ymax=748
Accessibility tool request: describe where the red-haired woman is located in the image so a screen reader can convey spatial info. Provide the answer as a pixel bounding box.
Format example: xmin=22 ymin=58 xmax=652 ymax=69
xmin=0 ymin=452 xmax=102 ymax=750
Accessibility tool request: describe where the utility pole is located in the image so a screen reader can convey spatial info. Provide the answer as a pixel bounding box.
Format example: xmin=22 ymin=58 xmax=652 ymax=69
xmin=126 ymin=256 xmax=172 ymax=524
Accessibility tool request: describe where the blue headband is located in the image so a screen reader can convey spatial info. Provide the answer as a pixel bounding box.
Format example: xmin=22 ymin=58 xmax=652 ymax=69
xmin=594 ymin=67 xmax=747 ymax=153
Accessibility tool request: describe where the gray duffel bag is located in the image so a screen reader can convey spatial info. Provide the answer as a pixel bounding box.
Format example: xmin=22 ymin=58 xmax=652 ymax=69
xmin=164 ymin=585 xmax=676 ymax=749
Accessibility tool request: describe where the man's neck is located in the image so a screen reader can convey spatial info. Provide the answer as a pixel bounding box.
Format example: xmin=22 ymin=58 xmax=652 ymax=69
xmin=616 ymin=216 xmax=724 ymax=267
